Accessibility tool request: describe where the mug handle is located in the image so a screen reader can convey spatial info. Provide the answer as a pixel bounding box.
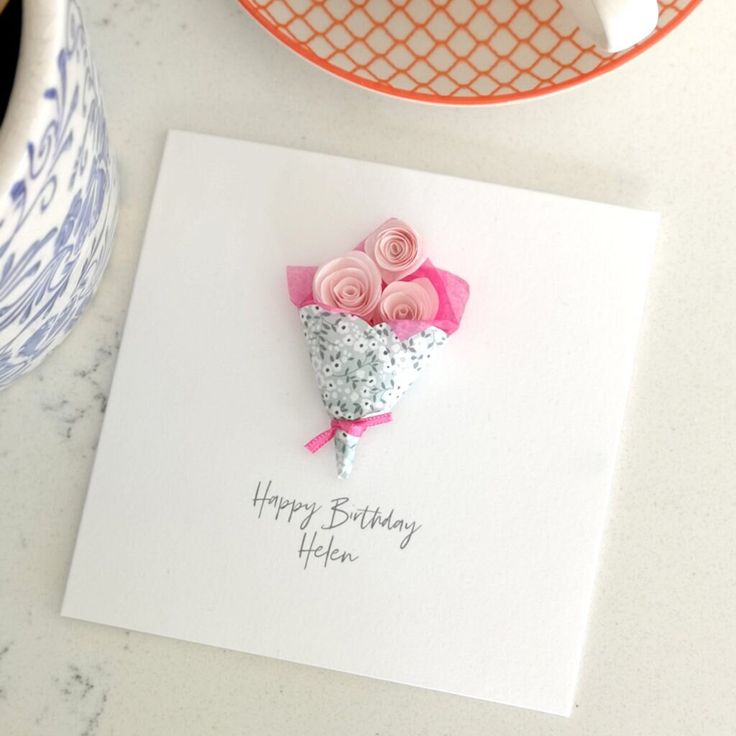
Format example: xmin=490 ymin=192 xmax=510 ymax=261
xmin=559 ymin=0 xmax=659 ymax=53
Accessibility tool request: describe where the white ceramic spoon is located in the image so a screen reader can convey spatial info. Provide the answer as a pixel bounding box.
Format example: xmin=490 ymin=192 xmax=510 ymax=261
xmin=560 ymin=0 xmax=660 ymax=52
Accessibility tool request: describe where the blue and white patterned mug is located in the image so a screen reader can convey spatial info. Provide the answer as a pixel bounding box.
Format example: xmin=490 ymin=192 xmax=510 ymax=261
xmin=0 ymin=0 xmax=118 ymax=390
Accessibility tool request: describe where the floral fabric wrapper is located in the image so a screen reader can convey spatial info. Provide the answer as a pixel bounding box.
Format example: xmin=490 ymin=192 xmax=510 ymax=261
xmin=287 ymin=228 xmax=469 ymax=479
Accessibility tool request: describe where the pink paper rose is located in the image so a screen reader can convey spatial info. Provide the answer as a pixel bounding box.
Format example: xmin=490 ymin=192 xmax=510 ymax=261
xmin=378 ymin=277 xmax=439 ymax=322
xmin=312 ymin=250 xmax=382 ymax=319
xmin=364 ymin=218 xmax=425 ymax=283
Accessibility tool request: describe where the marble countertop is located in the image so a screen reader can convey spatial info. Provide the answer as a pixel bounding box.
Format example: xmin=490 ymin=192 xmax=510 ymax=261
xmin=2 ymin=1 xmax=735 ymax=734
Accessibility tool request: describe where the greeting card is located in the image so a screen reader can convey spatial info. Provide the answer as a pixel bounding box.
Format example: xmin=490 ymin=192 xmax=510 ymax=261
xmin=62 ymin=131 xmax=658 ymax=716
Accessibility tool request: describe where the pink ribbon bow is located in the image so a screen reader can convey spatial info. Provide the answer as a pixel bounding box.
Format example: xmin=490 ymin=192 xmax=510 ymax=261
xmin=305 ymin=413 xmax=393 ymax=454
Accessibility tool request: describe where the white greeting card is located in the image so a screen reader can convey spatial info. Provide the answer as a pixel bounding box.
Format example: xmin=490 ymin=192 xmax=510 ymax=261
xmin=63 ymin=131 xmax=658 ymax=716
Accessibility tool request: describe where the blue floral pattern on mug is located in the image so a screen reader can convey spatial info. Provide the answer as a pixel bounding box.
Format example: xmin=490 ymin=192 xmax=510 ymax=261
xmin=0 ymin=0 xmax=118 ymax=389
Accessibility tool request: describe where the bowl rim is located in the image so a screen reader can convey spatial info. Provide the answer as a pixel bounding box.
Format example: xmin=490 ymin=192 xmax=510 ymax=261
xmin=235 ymin=0 xmax=702 ymax=106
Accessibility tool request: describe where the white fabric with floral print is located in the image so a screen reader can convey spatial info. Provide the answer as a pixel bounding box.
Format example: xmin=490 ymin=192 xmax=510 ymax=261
xmin=300 ymin=305 xmax=448 ymax=423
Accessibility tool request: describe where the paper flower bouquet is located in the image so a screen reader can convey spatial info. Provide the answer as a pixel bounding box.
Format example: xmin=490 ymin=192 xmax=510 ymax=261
xmin=287 ymin=219 xmax=469 ymax=479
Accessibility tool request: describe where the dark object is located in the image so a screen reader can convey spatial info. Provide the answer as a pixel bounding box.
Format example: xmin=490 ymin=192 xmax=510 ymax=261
xmin=0 ymin=0 xmax=22 ymax=127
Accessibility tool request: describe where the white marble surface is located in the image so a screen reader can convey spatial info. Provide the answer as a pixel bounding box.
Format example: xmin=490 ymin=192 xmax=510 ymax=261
xmin=1 ymin=0 xmax=735 ymax=733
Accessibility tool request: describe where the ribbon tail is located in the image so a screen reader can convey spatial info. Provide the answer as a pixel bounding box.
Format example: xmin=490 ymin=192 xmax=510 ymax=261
xmin=305 ymin=427 xmax=336 ymax=454
xmin=305 ymin=413 xmax=393 ymax=477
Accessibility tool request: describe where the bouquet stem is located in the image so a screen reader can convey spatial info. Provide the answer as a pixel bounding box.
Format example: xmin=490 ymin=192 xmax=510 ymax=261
xmin=305 ymin=414 xmax=393 ymax=480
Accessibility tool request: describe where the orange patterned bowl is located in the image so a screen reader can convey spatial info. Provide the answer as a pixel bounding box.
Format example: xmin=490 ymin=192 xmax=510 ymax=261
xmin=237 ymin=0 xmax=701 ymax=104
